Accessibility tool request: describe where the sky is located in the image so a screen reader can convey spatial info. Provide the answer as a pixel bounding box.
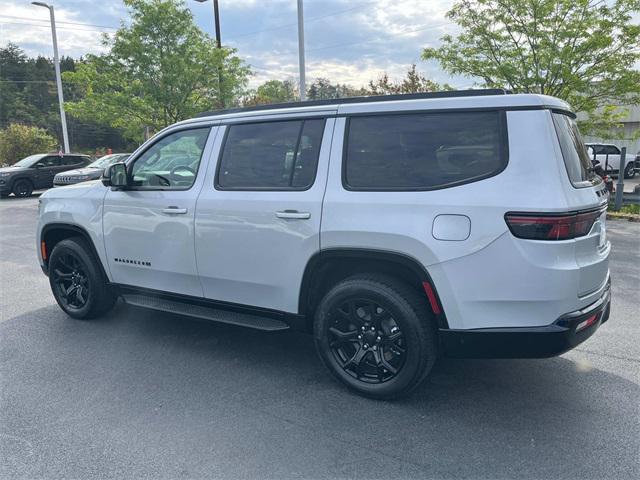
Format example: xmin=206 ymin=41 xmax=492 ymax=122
xmin=0 ymin=0 xmax=471 ymax=89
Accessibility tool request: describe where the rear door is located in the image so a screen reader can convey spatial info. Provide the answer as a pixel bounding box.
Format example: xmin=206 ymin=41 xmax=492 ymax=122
xmin=195 ymin=116 xmax=335 ymax=312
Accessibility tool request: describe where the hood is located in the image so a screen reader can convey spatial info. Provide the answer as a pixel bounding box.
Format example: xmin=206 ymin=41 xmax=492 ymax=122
xmin=0 ymin=165 xmax=30 ymax=174
xmin=41 ymin=179 xmax=104 ymax=199
xmin=54 ymin=167 xmax=103 ymax=178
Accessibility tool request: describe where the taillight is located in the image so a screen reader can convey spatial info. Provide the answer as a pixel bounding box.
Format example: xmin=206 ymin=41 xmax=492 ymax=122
xmin=505 ymin=209 xmax=603 ymax=240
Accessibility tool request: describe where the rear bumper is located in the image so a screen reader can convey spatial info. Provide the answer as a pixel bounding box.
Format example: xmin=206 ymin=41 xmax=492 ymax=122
xmin=440 ymin=279 xmax=611 ymax=358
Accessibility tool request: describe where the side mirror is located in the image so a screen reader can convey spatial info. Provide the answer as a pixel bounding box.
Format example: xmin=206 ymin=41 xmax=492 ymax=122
xmin=102 ymin=162 xmax=128 ymax=188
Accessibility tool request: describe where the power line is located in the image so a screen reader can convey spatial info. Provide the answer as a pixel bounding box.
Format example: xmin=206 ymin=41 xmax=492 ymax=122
xmin=306 ymin=21 xmax=454 ymax=53
xmin=225 ymin=3 xmax=370 ymax=42
xmin=0 ymin=20 xmax=114 ymax=34
xmin=0 ymin=14 xmax=118 ymax=30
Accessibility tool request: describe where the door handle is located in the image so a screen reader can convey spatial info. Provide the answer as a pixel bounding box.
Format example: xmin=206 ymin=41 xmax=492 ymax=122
xmin=162 ymin=206 xmax=188 ymax=215
xmin=275 ymin=210 xmax=311 ymax=220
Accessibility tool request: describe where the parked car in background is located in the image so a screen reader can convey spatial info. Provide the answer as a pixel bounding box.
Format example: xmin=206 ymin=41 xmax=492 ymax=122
xmin=0 ymin=153 xmax=91 ymax=198
xmin=585 ymin=143 xmax=636 ymax=178
xmin=54 ymin=153 xmax=131 ymax=187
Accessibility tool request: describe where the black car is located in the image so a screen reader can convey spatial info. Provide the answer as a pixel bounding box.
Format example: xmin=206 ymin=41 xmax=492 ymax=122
xmin=53 ymin=153 xmax=130 ymax=187
xmin=0 ymin=153 xmax=91 ymax=198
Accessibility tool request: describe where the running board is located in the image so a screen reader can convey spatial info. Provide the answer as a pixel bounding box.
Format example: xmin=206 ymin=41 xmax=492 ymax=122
xmin=121 ymin=294 xmax=290 ymax=332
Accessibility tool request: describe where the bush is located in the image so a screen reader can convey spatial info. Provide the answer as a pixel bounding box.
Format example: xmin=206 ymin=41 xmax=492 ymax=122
xmin=0 ymin=123 xmax=57 ymax=165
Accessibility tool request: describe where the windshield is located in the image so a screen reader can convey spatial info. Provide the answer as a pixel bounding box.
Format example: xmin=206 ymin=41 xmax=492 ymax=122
xmin=552 ymin=113 xmax=600 ymax=188
xmin=13 ymin=154 xmax=47 ymax=167
xmin=88 ymin=154 xmax=129 ymax=168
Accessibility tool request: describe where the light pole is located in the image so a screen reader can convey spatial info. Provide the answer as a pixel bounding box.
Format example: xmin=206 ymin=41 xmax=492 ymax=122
xmin=32 ymin=2 xmax=70 ymax=153
xmin=195 ymin=0 xmax=225 ymax=108
xmin=297 ymin=0 xmax=306 ymax=101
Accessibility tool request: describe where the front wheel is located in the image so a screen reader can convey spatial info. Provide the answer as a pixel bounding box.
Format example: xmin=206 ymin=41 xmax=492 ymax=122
xmin=12 ymin=179 xmax=33 ymax=197
xmin=314 ymin=274 xmax=438 ymax=399
xmin=48 ymin=237 xmax=117 ymax=319
xmin=624 ymin=162 xmax=636 ymax=179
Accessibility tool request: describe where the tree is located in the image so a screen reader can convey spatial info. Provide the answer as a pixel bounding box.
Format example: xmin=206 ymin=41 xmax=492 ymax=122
xmin=0 ymin=124 xmax=57 ymax=165
xmin=244 ymin=80 xmax=298 ymax=106
xmin=422 ymin=0 xmax=640 ymax=135
xmin=367 ymin=64 xmax=449 ymax=95
xmin=63 ymin=0 xmax=251 ymax=141
xmin=306 ymin=78 xmax=366 ymax=100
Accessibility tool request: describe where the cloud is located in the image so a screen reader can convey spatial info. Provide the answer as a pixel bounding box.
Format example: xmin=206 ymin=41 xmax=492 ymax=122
xmin=0 ymin=0 xmax=469 ymax=87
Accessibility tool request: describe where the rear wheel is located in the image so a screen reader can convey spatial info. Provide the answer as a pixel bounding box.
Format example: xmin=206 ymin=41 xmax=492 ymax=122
xmin=624 ymin=162 xmax=636 ymax=179
xmin=12 ymin=179 xmax=33 ymax=197
xmin=314 ymin=274 xmax=437 ymax=399
xmin=48 ymin=237 xmax=116 ymax=319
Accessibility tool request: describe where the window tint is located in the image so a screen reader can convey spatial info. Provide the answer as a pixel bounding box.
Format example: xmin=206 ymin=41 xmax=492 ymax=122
xmin=217 ymin=119 xmax=325 ymax=190
xmin=552 ymin=113 xmax=599 ymax=188
xmin=130 ymin=128 xmax=210 ymax=189
xmin=603 ymin=145 xmax=620 ymax=155
xmin=36 ymin=156 xmax=61 ymax=167
xmin=62 ymin=156 xmax=83 ymax=165
xmin=344 ymin=111 xmax=506 ymax=190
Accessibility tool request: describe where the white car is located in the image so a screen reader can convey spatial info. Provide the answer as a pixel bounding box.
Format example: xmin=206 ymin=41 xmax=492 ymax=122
xmin=586 ymin=143 xmax=636 ymax=178
xmin=36 ymin=90 xmax=611 ymax=399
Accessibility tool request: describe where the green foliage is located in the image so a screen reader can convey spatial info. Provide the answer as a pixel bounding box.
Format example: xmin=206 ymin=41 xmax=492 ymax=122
xmin=0 ymin=123 xmax=57 ymax=165
xmin=306 ymin=77 xmax=367 ymax=100
xmin=244 ymin=80 xmax=298 ymax=106
xmin=367 ymin=64 xmax=451 ymax=95
xmin=63 ymin=0 xmax=251 ymax=141
xmin=0 ymin=43 xmax=129 ymax=151
xmin=422 ymin=0 xmax=640 ymax=135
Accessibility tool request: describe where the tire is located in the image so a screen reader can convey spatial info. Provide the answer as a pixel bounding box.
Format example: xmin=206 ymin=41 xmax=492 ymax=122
xmin=624 ymin=162 xmax=635 ymax=179
xmin=0 ymin=193 xmax=9 ymax=199
xmin=313 ymin=274 xmax=438 ymax=400
xmin=12 ymin=179 xmax=33 ymax=197
xmin=48 ymin=237 xmax=117 ymax=319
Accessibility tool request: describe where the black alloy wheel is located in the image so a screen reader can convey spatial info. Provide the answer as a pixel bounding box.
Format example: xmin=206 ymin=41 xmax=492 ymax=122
xmin=624 ymin=162 xmax=636 ymax=179
xmin=328 ymin=298 xmax=406 ymax=384
xmin=48 ymin=237 xmax=117 ymax=319
xmin=12 ymin=179 xmax=33 ymax=197
xmin=51 ymin=252 xmax=90 ymax=310
xmin=314 ymin=274 xmax=438 ymax=399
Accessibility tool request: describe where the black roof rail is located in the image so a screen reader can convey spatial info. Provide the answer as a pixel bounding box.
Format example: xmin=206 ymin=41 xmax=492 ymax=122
xmin=193 ymin=88 xmax=510 ymax=119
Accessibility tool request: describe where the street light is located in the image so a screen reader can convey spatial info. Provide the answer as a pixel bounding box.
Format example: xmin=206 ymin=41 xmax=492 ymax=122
xmin=297 ymin=0 xmax=306 ymax=101
xmin=32 ymin=2 xmax=70 ymax=153
xmin=195 ymin=0 xmax=225 ymax=108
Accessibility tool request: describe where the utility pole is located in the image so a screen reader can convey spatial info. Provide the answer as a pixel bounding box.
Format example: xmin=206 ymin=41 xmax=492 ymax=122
xmin=32 ymin=2 xmax=70 ymax=153
xmin=297 ymin=0 xmax=306 ymax=101
xmin=196 ymin=0 xmax=224 ymax=108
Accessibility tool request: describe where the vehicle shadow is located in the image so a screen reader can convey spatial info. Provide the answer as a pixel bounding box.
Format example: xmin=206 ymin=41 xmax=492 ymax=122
xmin=1 ymin=302 xmax=638 ymax=478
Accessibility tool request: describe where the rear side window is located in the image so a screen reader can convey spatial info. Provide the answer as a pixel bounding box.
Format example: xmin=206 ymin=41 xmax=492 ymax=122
xmin=552 ymin=113 xmax=599 ymax=188
xmin=344 ymin=111 xmax=507 ymax=190
xmin=217 ymin=119 xmax=325 ymax=190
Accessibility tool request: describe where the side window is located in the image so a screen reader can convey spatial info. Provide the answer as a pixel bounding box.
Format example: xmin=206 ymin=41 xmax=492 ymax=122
xmin=344 ymin=111 xmax=507 ymax=190
xmin=36 ymin=156 xmax=60 ymax=168
xmin=62 ymin=156 xmax=82 ymax=166
xmin=217 ymin=119 xmax=325 ymax=190
xmin=130 ymin=128 xmax=210 ymax=190
xmin=603 ymin=145 xmax=620 ymax=155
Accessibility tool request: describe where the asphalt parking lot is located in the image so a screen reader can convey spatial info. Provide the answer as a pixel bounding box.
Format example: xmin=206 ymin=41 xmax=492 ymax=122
xmin=1 ymin=195 xmax=638 ymax=479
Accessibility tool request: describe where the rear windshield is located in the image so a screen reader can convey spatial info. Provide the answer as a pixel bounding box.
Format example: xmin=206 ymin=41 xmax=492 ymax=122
xmin=552 ymin=113 xmax=599 ymax=188
xmin=344 ymin=111 xmax=507 ymax=190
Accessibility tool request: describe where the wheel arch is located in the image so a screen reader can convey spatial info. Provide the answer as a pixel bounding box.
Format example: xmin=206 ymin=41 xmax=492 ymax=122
xmin=41 ymin=223 xmax=109 ymax=279
xmin=299 ymin=248 xmax=448 ymax=330
xmin=9 ymin=175 xmax=34 ymax=190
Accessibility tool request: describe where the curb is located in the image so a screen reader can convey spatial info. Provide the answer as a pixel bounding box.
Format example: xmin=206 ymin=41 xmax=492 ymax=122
xmin=607 ymin=212 xmax=640 ymax=222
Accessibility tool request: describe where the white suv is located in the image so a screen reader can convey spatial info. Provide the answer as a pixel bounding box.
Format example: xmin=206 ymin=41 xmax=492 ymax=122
xmin=36 ymin=90 xmax=611 ymax=399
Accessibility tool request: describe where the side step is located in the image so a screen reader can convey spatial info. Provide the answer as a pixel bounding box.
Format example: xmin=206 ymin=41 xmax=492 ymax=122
xmin=121 ymin=294 xmax=290 ymax=332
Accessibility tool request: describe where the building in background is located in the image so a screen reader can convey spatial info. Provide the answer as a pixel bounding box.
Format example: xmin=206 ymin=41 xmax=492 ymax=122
xmin=582 ymin=104 xmax=640 ymax=155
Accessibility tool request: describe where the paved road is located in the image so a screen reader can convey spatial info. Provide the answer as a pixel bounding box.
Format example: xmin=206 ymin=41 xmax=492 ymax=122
xmin=1 ymin=196 xmax=638 ymax=479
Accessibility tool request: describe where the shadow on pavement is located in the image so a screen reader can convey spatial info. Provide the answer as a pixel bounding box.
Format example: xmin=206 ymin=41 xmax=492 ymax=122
xmin=1 ymin=302 xmax=638 ymax=479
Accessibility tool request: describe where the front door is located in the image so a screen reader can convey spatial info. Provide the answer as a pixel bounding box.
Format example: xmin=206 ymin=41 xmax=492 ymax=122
xmin=33 ymin=155 xmax=62 ymax=188
xmin=103 ymin=126 xmax=216 ymax=297
xmin=195 ymin=117 xmax=335 ymax=313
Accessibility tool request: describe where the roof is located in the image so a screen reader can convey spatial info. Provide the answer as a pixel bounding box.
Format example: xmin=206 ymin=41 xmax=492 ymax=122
xmin=177 ymin=90 xmax=572 ymax=127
